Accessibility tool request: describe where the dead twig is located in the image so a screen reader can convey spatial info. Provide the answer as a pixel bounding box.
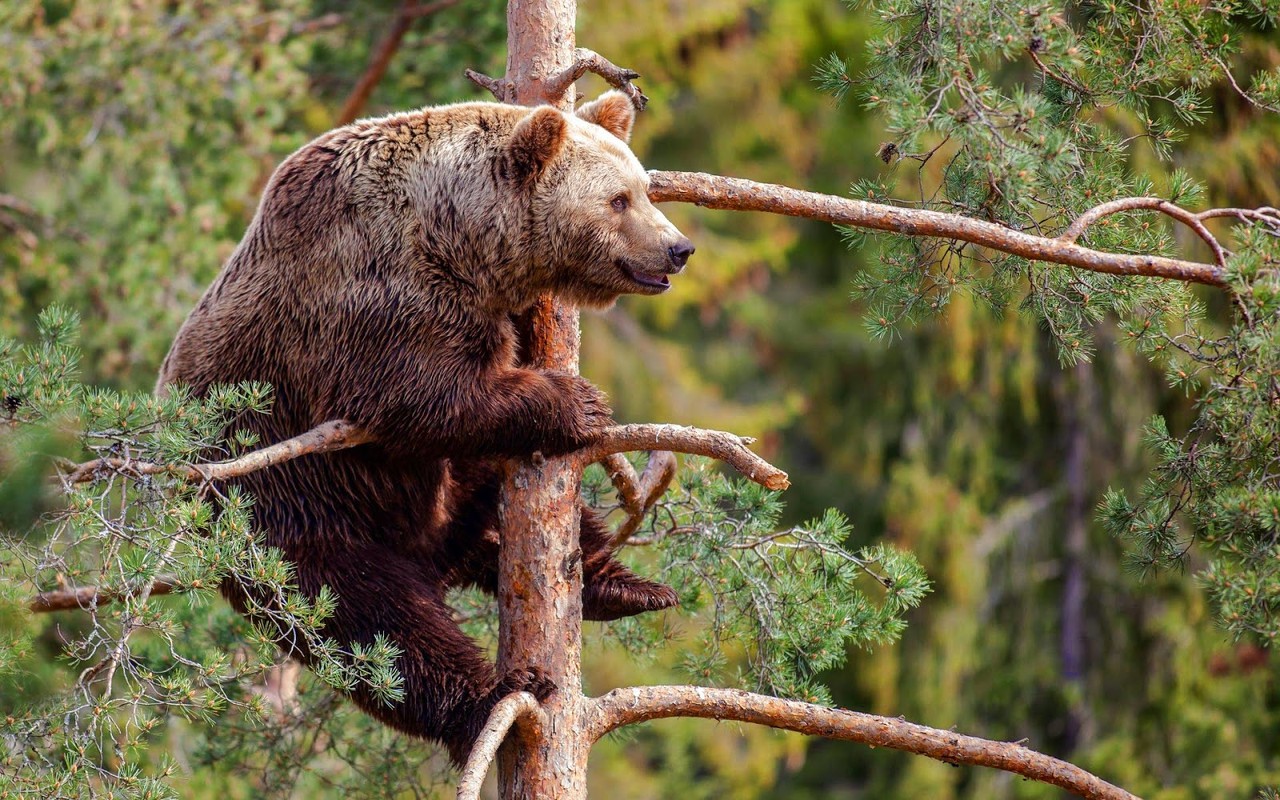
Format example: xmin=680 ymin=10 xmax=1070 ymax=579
xmin=544 ymin=48 xmax=648 ymax=110
xmin=464 ymin=69 xmax=512 ymax=103
xmin=607 ymin=450 xmax=678 ymax=548
xmin=59 ymin=419 xmax=372 ymax=485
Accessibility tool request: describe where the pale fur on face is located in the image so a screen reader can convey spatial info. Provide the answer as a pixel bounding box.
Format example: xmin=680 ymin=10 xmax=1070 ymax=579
xmin=533 ymin=109 xmax=690 ymax=309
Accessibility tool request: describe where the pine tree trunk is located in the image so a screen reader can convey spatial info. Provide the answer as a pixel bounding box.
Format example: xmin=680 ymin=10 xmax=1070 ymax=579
xmin=496 ymin=2 xmax=589 ymax=798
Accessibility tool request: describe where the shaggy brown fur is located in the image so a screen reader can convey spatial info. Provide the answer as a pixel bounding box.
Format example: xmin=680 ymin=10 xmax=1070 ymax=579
xmin=158 ymin=92 xmax=693 ymax=764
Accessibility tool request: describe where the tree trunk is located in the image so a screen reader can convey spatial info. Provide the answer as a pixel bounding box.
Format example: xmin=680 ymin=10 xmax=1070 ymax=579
xmin=495 ymin=2 xmax=590 ymax=798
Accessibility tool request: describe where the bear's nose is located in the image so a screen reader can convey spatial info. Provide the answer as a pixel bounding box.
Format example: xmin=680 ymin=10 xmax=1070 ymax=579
xmin=668 ymin=238 xmax=695 ymax=270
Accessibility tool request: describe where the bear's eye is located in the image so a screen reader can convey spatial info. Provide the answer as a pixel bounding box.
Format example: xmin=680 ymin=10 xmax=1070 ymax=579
xmin=610 ymin=194 xmax=630 ymax=213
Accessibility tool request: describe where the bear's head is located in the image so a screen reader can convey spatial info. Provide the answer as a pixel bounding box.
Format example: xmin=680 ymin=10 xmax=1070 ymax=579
xmin=508 ymin=91 xmax=694 ymax=309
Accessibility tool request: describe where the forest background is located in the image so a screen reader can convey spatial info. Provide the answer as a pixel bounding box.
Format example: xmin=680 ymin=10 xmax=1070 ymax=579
xmin=1 ymin=1 xmax=1279 ymax=798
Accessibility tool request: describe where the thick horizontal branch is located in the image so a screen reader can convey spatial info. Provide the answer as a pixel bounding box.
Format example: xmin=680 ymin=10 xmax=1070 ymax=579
xmin=30 ymin=576 xmax=179 ymax=613
xmin=648 ymin=170 xmax=1227 ymax=287
xmin=61 ymin=420 xmax=372 ymax=485
xmin=588 ymin=686 xmax=1137 ymax=800
xmin=456 ymin=692 xmax=544 ymax=800
xmin=577 ymin=424 xmax=789 ymax=491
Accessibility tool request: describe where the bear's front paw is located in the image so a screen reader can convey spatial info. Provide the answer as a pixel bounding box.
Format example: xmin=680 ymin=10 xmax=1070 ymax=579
xmin=543 ymin=372 xmax=613 ymax=451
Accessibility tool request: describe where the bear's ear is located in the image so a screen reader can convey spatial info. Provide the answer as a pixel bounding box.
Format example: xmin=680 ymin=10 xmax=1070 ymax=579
xmin=509 ymin=106 xmax=568 ymax=182
xmin=575 ymin=91 xmax=635 ymax=143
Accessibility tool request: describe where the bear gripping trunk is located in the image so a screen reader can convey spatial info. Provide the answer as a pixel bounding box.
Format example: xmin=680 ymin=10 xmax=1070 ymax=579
xmin=495 ymin=2 xmax=591 ymax=798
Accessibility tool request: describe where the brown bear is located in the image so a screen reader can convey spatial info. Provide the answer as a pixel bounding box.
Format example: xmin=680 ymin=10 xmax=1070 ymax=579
xmin=157 ymin=91 xmax=693 ymax=764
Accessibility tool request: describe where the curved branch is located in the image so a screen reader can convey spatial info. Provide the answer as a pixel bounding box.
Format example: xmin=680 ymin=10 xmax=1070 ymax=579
xmin=602 ymin=452 xmax=641 ymax=508
xmin=544 ymin=48 xmax=648 ymax=110
xmin=61 ymin=420 xmax=372 ymax=485
xmin=1058 ymin=197 xmax=1227 ymax=268
xmin=648 ymin=170 xmax=1226 ymax=287
xmin=588 ymin=686 xmax=1137 ymax=800
xmin=576 ymin=424 xmax=789 ymax=491
xmin=456 ymin=692 xmax=544 ymax=800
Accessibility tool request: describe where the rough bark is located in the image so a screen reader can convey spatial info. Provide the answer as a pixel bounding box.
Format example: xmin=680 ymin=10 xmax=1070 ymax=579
xmin=494 ymin=5 xmax=590 ymax=798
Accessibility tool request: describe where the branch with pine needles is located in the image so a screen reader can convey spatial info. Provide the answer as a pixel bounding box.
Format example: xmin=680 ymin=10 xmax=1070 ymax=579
xmin=30 ymin=576 xmax=180 ymax=613
xmin=587 ymin=686 xmax=1139 ymax=800
xmin=58 ymin=419 xmax=372 ymax=486
xmin=40 ymin=420 xmax=781 ymax=614
xmin=647 ymin=170 xmax=1247 ymax=288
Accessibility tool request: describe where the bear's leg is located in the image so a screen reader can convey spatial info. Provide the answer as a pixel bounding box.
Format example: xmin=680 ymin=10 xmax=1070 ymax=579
xmin=441 ymin=460 xmax=677 ymax=621
xmin=223 ymin=536 xmax=553 ymax=766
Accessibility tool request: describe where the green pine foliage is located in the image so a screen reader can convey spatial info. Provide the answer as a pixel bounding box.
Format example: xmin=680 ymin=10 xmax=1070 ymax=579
xmin=822 ymin=0 xmax=1280 ymax=645
xmin=0 ymin=315 xmax=403 ymax=797
xmin=587 ymin=458 xmax=929 ymax=706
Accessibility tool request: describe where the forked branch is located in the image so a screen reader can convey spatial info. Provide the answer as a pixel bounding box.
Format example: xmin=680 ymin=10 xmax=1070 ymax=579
xmin=543 ymin=48 xmax=648 ymax=110
xmin=466 ymin=48 xmax=647 ymax=110
xmin=588 ymin=686 xmax=1137 ymax=800
xmin=648 ymin=171 xmax=1232 ymax=287
xmin=602 ymin=450 xmax=679 ymax=547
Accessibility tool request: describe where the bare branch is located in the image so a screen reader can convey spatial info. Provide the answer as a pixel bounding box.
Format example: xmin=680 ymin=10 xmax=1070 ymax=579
xmin=1197 ymin=205 xmax=1280 ymax=236
xmin=576 ymin=424 xmax=789 ymax=491
xmin=601 ymin=452 xmax=641 ymax=508
xmin=1058 ymin=196 xmax=1228 ymax=268
xmin=588 ymin=686 xmax=1137 ymax=800
xmin=336 ymin=0 xmax=463 ymax=125
xmin=609 ymin=450 xmax=678 ymax=548
xmin=544 ymin=48 xmax=648 ymax=110
xmin=648 ymin=170 xmax=1228 ymax=287
xmin=31 ymin=576 xmax=179 ymax=613
xmin=465 ymin=69 xmax=512 ymax=102
xmin=455 ymin=692 xmax=544 ymax=800
xmin=61 ymin=419 xmax=372 ymax=485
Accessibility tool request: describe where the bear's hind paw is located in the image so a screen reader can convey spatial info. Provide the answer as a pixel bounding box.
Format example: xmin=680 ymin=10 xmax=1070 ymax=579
xmin=492 ymin=666 xmax=556 ymax=703
xmin=583 ymin=575 xmax=679 ymax=621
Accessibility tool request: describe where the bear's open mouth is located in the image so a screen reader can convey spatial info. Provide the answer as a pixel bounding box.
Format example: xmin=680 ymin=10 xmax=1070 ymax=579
xmin=616 ymin=259 xmax=671 ymax=291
